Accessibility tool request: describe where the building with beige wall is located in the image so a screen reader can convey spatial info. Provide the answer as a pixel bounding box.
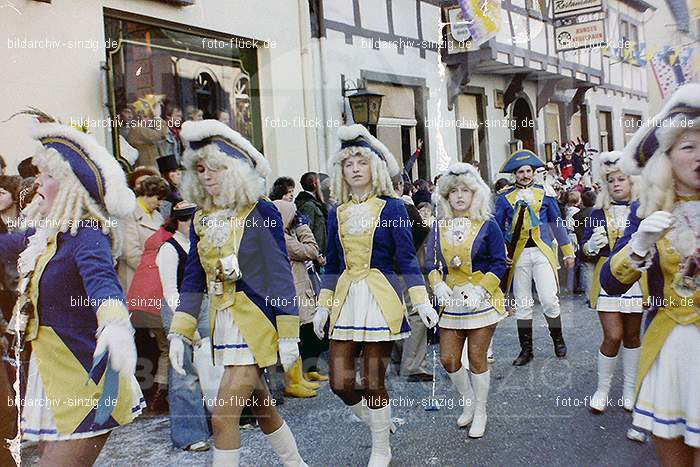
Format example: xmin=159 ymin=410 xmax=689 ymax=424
xmin=0 ymin=0 xmax=318 ymax=185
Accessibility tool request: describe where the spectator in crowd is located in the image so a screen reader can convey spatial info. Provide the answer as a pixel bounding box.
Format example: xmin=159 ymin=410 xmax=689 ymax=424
xmin=295 ymin=172 xmax=328 ymax=259
xmin=493 ymin=178 xmax=510 ymax=193
xmin=273 ymin=199 xmax=326 ymax=397
xmin=155 ymin=201 xmax=212 ymax=451
xmin=573 ymin=189 xmax=598 ymax=294
xmin=0 ymin=175 xmax=21 ymax=330
xmin=564 ymin=190 xmax=582 ymax=294
xmin=269 ymin=176 xmax=295 ymax=202
xmin=127 ymin=94 xmax=169 ymax=169
xmin=119 ymin=175 xmax=170 ymax=412
xmin=318 ymin=172 xmax=335 ymax=211
xmin=417 ymin=201 xmax=432 ymax=225
xmin=185 ymin=105 xmax=204 ymax=122
xmin=391 ymin=174 xmax=432 ymax=382
xmin=117 ymin=106 xmax=139 ymax=169
xmin=17 ymin=157 xmax=39 ymax=178
xmin=558 ymin=149 xmax=584 ymax=182
xmin=157 ymin=154 xmax=184 ymax=218
xmin=162 ymin=106 xmax=183 ymax=165
xmin=218 ymin=111 xmax=231 ymax=125
xmin=412 ymin=178 xmax=432 ymax=206
xmin=402 ymin=138 xmax=423 ymax=184
xmin=0 ymin=175 xmax=21 ymax=233
xmin=128 ymin=166 xmax=160 ymax=191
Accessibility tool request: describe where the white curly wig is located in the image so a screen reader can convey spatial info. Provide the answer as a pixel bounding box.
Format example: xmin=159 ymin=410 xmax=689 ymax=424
xmin=436 ymin=162 xmax=492 ymax=221
xmin=22 ymin=147 xmax=125 ymax=258
xmin=634 ymin=116 xmax=700 ymax=218
xmin=593 ymin=151 xmax=638 ymax=210
xmin=329 ymin=125 xmax=399 ymax=204
xmin=178 ymin=120 xmax=268 ymax=211
xmin=180 ymin=143 xmax=266 ymax=211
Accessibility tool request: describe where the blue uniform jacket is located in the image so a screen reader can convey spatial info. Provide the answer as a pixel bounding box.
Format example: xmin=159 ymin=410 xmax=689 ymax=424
xmin=171 ymin=198 xmax=299 ymax=366
xmin=424 ymin=218 xmax=507 ymax=284
xmin=0 ymin=226 xmax=139 ymax=434
xmin=494 ymin=184 xmax=571 ymax=249
xmin=319 ymin=196 xmax=429 ymax=334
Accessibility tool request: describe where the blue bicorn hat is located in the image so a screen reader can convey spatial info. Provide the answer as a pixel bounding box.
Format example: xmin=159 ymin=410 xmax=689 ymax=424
xmin=31 ymin=122 xmax=135 ymax=218
xmin=500 ymin=149 xmax=545 ymax=173
xmin=332 ymin=124 xmax=400 ymax=176
xmin=180 ymin=119 xmax=271 ymax=178
xmin=622 ymin=83 xmax=700 ymax=175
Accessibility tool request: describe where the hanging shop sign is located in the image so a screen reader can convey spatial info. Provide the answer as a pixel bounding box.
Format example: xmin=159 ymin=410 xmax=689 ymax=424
xmin=554 ymin=19 xmax=606 ymax=52
xmin=448 ymin=7 xmax=472 ymax=42
xmin=553 ymin=0 xmax=603 ymax=18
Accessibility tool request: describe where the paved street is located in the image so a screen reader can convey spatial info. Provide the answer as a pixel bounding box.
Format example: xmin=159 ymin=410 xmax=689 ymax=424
xmin=23 ymin=294 xmax=659 ymax=466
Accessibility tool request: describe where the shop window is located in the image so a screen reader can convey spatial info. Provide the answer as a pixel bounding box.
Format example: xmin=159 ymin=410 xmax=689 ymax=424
xmin=104 ymin=16 xmax=262 ymax=168
xmin=598 ymin=110 xmax=613 ymax=151
xmin=623 ymin=113 xmax=642 ymax=145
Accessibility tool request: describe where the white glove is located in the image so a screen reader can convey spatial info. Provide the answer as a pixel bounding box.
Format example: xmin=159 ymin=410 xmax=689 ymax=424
xmin=432 ymin=281 xmax=452 ymax=306
xmin=168 ymin=335 xmax=186 ymax=376
xmin=279 ymin=339 xmax=300 ymax=372
xmin=94 ymin=319 xmax=137 ymax=378
xmin=629 ymin=211 xmax=674 ymax=257
xmin=313 ymin=307 xmax=329 ymax=339
xmin=584 ymin=227 xmax=608 ymax=255
xmin=416 ymin=303 xmax=439 ymax=329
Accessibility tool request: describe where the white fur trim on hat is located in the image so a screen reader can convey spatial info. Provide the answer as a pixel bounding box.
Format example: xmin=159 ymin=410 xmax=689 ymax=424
xmin=180 ymin=119 xmax=271 ymax=178
xmin=621 ymin=83 xmax=700 ymax=175
xmin=331 ymin=124 xmax=400 ymax=176
xmin=596 ymin=151 xmax=623 ymax=181
xmin=30 ymin=122 xmax=135 ymax=218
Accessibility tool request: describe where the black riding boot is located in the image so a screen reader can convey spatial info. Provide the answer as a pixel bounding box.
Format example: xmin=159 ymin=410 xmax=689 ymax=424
xmin=512 ymin=319 xmax=534 ymax=366
xmin=545 ymin=315 xmax=567 ymax=357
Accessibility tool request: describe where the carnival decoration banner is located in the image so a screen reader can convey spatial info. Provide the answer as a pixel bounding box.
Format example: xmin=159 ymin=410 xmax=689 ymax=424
xmin=650 ymin=45 xmax=697 ymax=98
xmin=458 ymin=0 xmax=502 ymax=47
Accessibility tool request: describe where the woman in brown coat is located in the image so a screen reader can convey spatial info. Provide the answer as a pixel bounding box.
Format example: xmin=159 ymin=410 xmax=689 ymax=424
xmin=273 ymin=200 xmax=326 ymax=398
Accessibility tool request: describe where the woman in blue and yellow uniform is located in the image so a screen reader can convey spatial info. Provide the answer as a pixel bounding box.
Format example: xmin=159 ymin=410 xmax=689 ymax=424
xmin=167 ymin=120 xmax=307 ymax=467
xmin=0 ymin=115 xmax=143 ymax=464
xmin=313 ymin=125 xmax=438 ymax=467
xmin=425 ymin=163 xmax=506 ymax=438
xmin=582 ymin=151 xmax=644 ymax=416
xmin=601 ymin=83 xmax=699 ymax=465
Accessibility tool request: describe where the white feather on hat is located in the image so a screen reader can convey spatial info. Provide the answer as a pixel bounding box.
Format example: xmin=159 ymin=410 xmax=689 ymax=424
xmin=180 ymin=119 xmax=271 ymax=178
xmin=621 ymin=83 xmax=700 ymax=175
xmin=30 ymin=122 xmax=135 ymax=218
xmin=331 ymin=124 xmax=400 ymax=177
xmin=595 ymin=151 xmax=623 ymax=182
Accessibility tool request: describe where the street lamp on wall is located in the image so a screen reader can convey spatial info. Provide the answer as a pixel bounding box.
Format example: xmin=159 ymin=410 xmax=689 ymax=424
xmin=544 ymin=141 xmax=555 ymax=162
xmin=341 ymin=75 xmax=384 ymax=132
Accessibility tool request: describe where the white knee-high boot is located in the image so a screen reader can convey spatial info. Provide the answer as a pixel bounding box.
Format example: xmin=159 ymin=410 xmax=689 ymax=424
xmin=621 ymin=346 xmax=640 ymax=412
xmin=212 ymin=447 xmax=240 ymax=467
xmin=468 ymin=370 xmax=490 ymax=438
xmin=590 ymin=351 xmax=618 ymax=413
xmin=367 ymin=405 xmax=392 ymax=467
xmin=265 ymin=421 xmax=308 ymax=467
xmin=349 ymin=398 xmax=397 ymax=433
xmin=447 ymin=366 xmax=475 ymax=427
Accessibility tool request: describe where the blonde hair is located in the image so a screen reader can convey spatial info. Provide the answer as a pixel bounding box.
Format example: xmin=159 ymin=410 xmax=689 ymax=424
xmin=180 ymin=144 xmax=265 ymax=211
xmin=636 ymin=118 xmax=700 ymax=218
xmin=330 ymin=148 xmax=396 ymax=204
xmin=436 ymin=163 xmax=492 ymax=221
xmin=594 ymin=170 xmax=639 ymax=210
xmin=22 ymin=147 xmax=122 ymax=258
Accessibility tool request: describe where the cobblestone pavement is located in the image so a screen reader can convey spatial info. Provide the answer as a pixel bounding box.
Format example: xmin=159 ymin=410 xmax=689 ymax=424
xmin=22 ymin=294 xmax=659 ymax=466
